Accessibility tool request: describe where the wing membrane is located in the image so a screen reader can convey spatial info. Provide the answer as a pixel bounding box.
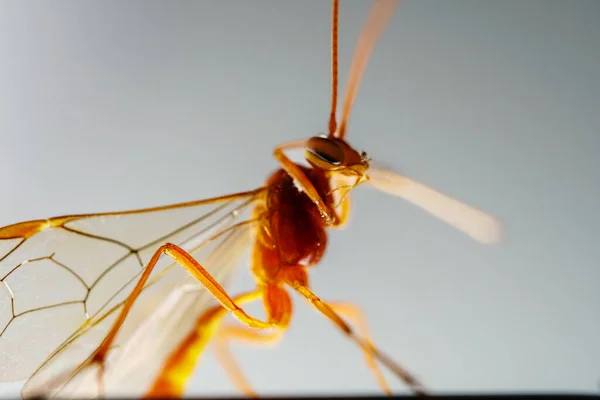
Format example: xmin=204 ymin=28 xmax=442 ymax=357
xmin=24 ymin=220 xmax=254 ymax=398
xmin=0 ymin=188 xmax=263 ymax=391
xmin=367 ymin=168 xmax=502 ymax=244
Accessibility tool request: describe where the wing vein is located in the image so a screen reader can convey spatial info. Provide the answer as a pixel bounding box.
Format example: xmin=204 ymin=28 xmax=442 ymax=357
xmin=0 ymin=188 xmax=264 ymax=390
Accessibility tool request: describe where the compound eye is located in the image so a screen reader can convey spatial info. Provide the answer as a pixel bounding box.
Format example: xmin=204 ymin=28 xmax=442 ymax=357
xmin=305 ymin=136 xmax=345 ymax=169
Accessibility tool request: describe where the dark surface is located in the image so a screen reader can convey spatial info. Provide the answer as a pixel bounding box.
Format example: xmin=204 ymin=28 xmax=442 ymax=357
xmin=20 ymin=394 xmax=600 ymax=400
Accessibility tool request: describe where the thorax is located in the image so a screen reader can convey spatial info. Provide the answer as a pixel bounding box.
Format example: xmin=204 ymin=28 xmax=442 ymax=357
xmin=251 ymin=165 xmax=334 ymax=282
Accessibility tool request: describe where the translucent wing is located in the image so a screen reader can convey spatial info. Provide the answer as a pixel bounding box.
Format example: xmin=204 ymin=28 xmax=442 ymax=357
xmin=25 ymin=221 xmax=254 ymax=398
xmin=0 ymin=188 xmax=263 ymax=394
xmin=367 ymin=168 xmax=503 ymax=244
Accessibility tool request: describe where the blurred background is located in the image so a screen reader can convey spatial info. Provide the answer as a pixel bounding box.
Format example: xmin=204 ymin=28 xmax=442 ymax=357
xmin=1 ymin=0 xmax=599 ymax=396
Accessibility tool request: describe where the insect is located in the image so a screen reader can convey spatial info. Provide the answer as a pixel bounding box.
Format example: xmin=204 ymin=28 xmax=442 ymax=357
xmin=0 ymin=0 xmax=502 ymax=398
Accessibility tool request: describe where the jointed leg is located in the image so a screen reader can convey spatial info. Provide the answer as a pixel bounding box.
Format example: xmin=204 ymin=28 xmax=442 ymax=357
xmin=273 ymin=141 xmax=337 ymax=225
xmin=145 ymin=290 xmax=263 ymax=398
xmin=62 ymin=241 xmax=276 ymax=396
xmin=273 ymin=142 xmax=356 ymax=229
xmin=329 ymin=301 xmax=390 ymax=395
xmin=329 ymin=175 xmax=352 ymax=229
xmin=210 ymin=284 xmax=292 ymax=397
xmin=97 ymin=242 xmax=275 ymax=358
xmin=212 ymin=324 xmax=285 ymax=397
xmin=147 ymin=283 xmax=293 ymax=398
xmin=280 ymin=266 xmax=427 ymax=396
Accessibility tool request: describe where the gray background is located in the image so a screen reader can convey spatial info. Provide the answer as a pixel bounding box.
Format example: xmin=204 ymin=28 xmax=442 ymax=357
xmin=1 ymin=0 xmax=599 ymax=396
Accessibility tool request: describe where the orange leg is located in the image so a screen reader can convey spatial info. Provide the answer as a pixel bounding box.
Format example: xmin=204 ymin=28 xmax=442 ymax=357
xmin=212 ymin=324 xmax=284 ymax=397
xmin=280 ymin=266 xmax=427 ymax=396
xmin=273 ymin=141 xmax=363 ymax=230
xmin=146 ymin=283 xmax=293 ymax=398
xmin=211 ymin=302 xmax=388 ymax=397
xmin=273 ymin=141 xmax=337 ymax=225
xmin=56 ymin=241 xmax=276 ymax=396
xmin=329 ymin=175 xmax=352 ymax=229
xmin=98 ymin=242 xmax=275 ymax=357
xmin=145 ymin=290 xmax=263 ymax=398
xmin=329 ymin=301 xmax=390 ymax=395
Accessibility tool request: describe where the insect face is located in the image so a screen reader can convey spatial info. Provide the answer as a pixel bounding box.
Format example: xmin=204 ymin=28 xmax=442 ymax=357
xmin=305 ymin=135 xmax=370 ymax=180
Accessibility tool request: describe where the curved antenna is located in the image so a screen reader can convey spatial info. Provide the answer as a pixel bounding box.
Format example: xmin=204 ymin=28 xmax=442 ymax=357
xmin=336 ymin=0 xmax=400 ymax=139
xmin=328 ymin=0 xmax=340 ymax=137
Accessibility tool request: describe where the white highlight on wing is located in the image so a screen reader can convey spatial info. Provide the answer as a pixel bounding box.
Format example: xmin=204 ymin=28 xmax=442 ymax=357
xmin=41 ymin=222 xmax=253 ymax=398
xmin=6 ymin=193 xmax=260 ymax=399
xmin=367 ymin=168 xmax=503 ymax=244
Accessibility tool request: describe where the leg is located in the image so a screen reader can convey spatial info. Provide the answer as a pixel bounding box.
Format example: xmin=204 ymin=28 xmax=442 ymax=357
xmin=280 ymin=266 xmax=427 ymax=396
xmin=329 ymin=301 xmax=390 ymax=395
xmin=329 ymin=175 xmax=352 ymax=229
xmin=97 ymin=242 xmax=276 ymax=357
xmin=64 ymin=241 xmax=276 ymax=395
xmin=145 ymin=290 xmax=263 ymax=398
xmin=146 ymin=284 xmax=293 ymax=398
xmin=212 ymin=324 xmax=284 ymax=398
xmin=273 ymin=141 xmax=359 ymax=229
xmin=273 ymin=141 xmax=336 ymax=225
